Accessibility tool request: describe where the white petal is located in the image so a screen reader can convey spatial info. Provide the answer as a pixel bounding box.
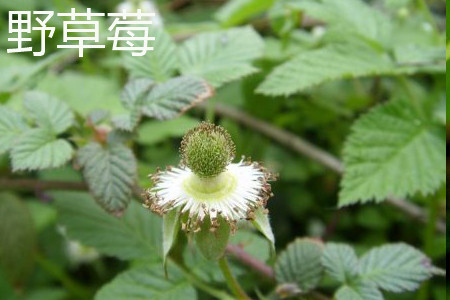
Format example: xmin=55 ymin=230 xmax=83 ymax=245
xmin=145 ymin=160 xmax=273 ymax=230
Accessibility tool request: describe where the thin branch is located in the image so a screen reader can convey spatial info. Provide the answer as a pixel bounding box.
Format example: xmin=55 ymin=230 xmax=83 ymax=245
xmin=0 ymin=178 xmax=87 ymax=191
xmin=199 ymin=103 xmax=446 ymax=234
xmin=226 ymin=244 xmax=275 ymax=280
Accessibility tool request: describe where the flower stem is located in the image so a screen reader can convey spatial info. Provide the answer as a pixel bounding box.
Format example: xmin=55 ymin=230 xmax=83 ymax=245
xmin=171 ymin=259 xmax=234 ymax=300
xmin=218 ymin=256 xmax=251 ymax=300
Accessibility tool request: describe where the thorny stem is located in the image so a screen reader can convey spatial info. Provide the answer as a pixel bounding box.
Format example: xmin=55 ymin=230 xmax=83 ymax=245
xmin=218 ymin=256 xmax=251 ymax=300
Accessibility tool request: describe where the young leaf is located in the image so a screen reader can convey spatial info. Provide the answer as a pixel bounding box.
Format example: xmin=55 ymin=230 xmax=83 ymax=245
xmin=0 ymin=193 xmax=36 ymax=285
xmin=0 ymin=106 xmax=29 ymax=155
xmin=55 ymin=191 xmax=162 ymax=260
xmin=163 ymin=209 xmax=180 ymax=272
xmin=322 ymin=243 xmax=358 ymax=283
xmin=77 ymin=141 xmax=137 ymax=214
xmin=275 ymin=238 xmax=324 ymax=292
xmin=335 ymin=282 xmax=383 ymax=300
xmin=24 ymin=91 xmax=74 ymax=134
xmin=251 ymin=206 xmax=275 ymax=253
xmin=339 ymin=99 xmax=446 ymax=206
xmin=11 ymin=128 xmax=73 ymax=171
xmin=112 ymin=79 xmax=154 ymax=131
xmin=215 ymin=0 xmax=275 ymax=27
xmin=95 ymin=264 xmax=196 ymax=300
xmin=195 ymin=217 xmax=231 ymax=260
xmin=178 ymin=27 xmax=264 ymax=87
xmin=142 ymin=76 xmax=213 ymax=120
xmin=358 ymin=243 xmax=437 ymax=293
xmin=120 ymin=78 xmax=154 ymax=111
xmin=123 ymin=27 xmax=177 ymax=82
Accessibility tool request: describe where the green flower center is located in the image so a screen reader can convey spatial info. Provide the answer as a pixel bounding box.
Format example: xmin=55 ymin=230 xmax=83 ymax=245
xmin=180 ymin=122 xmax=235 ymax=178
xmin=183 ymin=171 xmax=237 ymax=201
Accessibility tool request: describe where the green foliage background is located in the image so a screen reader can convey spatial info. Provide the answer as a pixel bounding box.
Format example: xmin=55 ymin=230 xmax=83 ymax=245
xmin=0 ymin=0 xmax=446 ymax=299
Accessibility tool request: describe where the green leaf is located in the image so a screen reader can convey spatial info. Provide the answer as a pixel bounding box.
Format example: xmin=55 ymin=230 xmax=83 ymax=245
xmin=11 ymin=128 xmax=73 ymax=171
xmin=95 ymin=263 xmax=196 ymax=300
xmin=179 ymin=27 xmax=264 ymax=87
xmin=335 ymin=282 xmax=383 ymax=300
xmin=257 ymin=42 xmax=444 ymax=96
xmin=322 ymin=243 xmax=358 ymax=283
xmin=123 ymin=27 xmax=177 ymax=82
xmin=215 ymin=0 xmax=275 ymax=27
xmin=285 ymin=0 xmax=391 ymax=45
xmin=77 ymin=141 xmax=137 ymax=214
xmin=163 ymin=209 xmax=180 ymax=272
xmin=393 ymin=45 xmax=446 ymax=65
xmin=195 ymin=217 xmax=231 ymax=260
xmin=142 ymin=76 xmax=213 ymax=120
xmin=137 ymin=116 xmax=199 ymax=145
xmin=55 ymin=191 xmax=162 ymax=260
xmin=0 ymin=193 xmax=36 ymax=285
xmin=26 ymin=201 xmax=57 ymax=233
xmin=358 ymin=243 xmax=436 ymax=293
xmin=24 ymin=91 xmax=74 ymax=134
xmin=257 ymin=44 xmax=393 ymax=96
xmin=112 ymin=79 xmax=154 ymax=131
xmin=433 ymin=98 xmax=446 ymax=126
xmin=36 ymin=72 xmax=126 ymax=116
xmin=275 ymin=238 xmax=324 ymax=292
xmin=339 ymin=99 xmax=446 ymax=206
xmin=120 ymin=78 xmax=155 ymax=110
xmin=251 ymin=206 xmax=275 ymax=253
xmin=0 ymin=106 xmax=28 ymax=155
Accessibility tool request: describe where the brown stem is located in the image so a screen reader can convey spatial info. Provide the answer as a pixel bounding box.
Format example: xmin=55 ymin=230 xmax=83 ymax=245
xmin=226 ymin=245 xmax=330 ymax=300
xmin=0 ymin=178 xmax=87 ymax=191
xmin=198 ymin=103 xmax=446 ymax=234
xmin=226 ymin=244 xmax=275 ymax=280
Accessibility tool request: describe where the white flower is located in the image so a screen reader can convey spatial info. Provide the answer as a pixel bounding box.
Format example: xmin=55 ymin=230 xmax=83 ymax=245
xmin=144 ymin=122 xmax=275 ymax=233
